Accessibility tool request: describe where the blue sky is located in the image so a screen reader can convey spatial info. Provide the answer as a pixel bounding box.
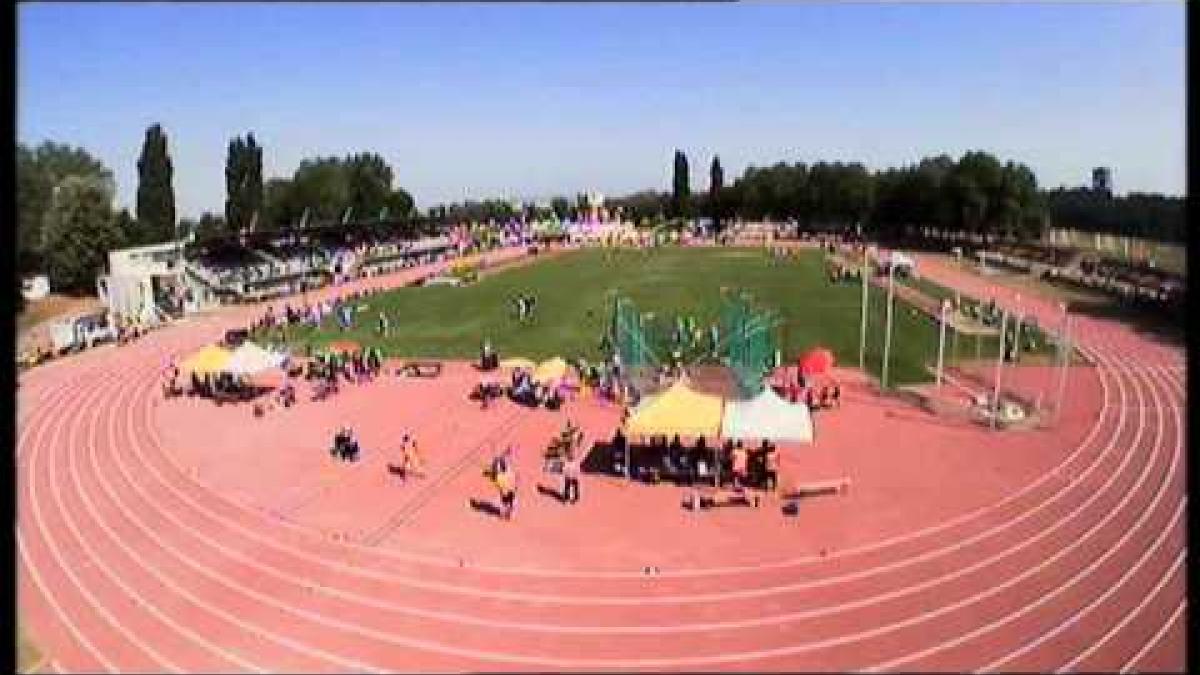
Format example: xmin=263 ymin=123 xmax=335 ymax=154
xmin=19 ymin=2 xmax=1185 ymax=218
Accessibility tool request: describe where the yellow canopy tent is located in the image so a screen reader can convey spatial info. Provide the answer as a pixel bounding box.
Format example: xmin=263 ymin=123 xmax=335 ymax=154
xmin=624 ymin=381 xmax=724 ymax=439
xmin=499 ymin=357 xmax=537 ymax=370
xmin=532 ymin=357 xmax=569 ymax=384
xmin=180 ymin=344 xmax=232 ymax=375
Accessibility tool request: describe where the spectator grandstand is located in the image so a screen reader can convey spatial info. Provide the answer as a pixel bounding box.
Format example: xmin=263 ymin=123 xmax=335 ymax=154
xmin=180 ymin=218 xmax=536 ymax=305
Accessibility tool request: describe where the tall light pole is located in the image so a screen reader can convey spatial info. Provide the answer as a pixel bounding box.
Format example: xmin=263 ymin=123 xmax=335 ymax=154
xmin=936 ymin=298 xmax=950 ymax=389
xmin=858 ymin=245 xmax=870 ymax=371
xmin=992 ymin=309 xmax=1009 ymax=429
xmin=1054 ymin=303 xmax=1072 ymax=424
xmin=1012 ymin=293 xmax=1024 ymax=363
xmin=881 ymin=258 xmax=896 ymax=389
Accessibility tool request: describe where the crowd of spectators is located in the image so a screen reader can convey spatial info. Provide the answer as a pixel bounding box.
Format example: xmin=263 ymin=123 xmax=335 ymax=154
xmin=189 ymin=229 xmax=501 ymax=302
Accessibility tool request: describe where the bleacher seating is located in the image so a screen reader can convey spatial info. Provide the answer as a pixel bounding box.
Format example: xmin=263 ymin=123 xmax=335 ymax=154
xmin=181 ymin=226 xmax=528 ymax=306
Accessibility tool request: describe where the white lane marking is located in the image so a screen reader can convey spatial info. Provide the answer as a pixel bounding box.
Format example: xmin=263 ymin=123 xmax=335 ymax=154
xmin=986 ymin=354 xmax=1186 ymax=670
xmin=43 ymin=364 xmax=184 ymax=670
xmin=135 ymin=264 xmax=1131 ymax=581
xmin=1120 ymin=599 xmax=1187 ymax=673
xmin=103 ymin=347 xmax=1186 ymax=670
xmin=17 ymin=532 xmax=114 ymax=674
xmin=869 ymin=351 xmax=1181 ymax=672
xmin=18 ymin=377 xmax=121 ymax=673
xmin=105 ymin=362 xmax=388 ymax=672
xmin=23 ymin=258 xmax=1185 ymax=667
xmin=125 ymin=353 xmax=1143 ymax=642
xmin=66 ymin=375 xmax=267 ymax=671
xmin=137 ymin=341 xmax=1132 ymax=600
xmin=1058 ymin=550 xmax=1187 ymax=672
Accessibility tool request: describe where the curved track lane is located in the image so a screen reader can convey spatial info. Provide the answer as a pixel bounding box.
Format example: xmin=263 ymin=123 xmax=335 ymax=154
xmin=17 ymin=251 xmax=1186 ymax=672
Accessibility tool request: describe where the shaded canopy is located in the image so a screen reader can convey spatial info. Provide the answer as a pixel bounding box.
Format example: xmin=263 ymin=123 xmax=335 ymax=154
xmin=624 ymin=381 xmax=724 ymax=439
xmin=180 ymin=344 xmax=232 ymax=375
xmin=722 ymin=387 xmax=813 ymax=443
xmin=533 ymin=357 xmax=569 ymax=384
xmin=500 ymin=357 xmax=537 ymax=371
xmin=798 ymin=347 xmax=835 ymax=376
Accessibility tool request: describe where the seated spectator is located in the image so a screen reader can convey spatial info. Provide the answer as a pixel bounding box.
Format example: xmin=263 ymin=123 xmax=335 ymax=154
xmin=610 ymin=427 xmax=628 ymax=474
xmin=693 ymin=436 xmax=709 ymax=484
xmin=748 ymin=442 xmax=766 ymax=487
xmin=510 ymin=371 xmax=537 ymax=406
xmin=544 ymin=385 xmax=564 ymax=410
xmin=762 ymin=441 xmax=779 ymax=491
xmin=667 ymin=434 xmax=684 ymax=477
xmin=732 ymin=441 xmax=749 ymax=489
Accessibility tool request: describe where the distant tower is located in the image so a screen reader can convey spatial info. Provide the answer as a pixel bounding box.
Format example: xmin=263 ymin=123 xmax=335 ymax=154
xmin=1092 ymin=167 xmax=1113 ymax=197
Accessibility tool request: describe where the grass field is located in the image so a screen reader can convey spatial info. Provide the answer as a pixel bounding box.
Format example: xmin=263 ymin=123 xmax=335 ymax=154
xmin=265 ymin=247 xmax=1037 ymax=386
xmin=898 ymin=271 xmax=1071 ymax=364
xmin=18 ymin=623 xmax=42 ymax=673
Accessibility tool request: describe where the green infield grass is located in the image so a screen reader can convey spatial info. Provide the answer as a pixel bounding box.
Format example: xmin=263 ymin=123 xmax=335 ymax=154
xmin=260 ymin=247 xmax=1056 ymax=386
xmin=18 ymin=622 xmax=43 ymax=673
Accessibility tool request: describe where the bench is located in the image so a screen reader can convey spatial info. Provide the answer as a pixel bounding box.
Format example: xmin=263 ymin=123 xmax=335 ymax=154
xmin=684 ymin=487 xmax=761 ymax=511
xmin=781 ymin=478 xmax=851 ymax=500
xmin=397 ymin=361 xmax=443 ymax=378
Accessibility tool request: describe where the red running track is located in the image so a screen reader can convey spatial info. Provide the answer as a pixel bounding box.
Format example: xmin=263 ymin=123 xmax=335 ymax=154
xmin=16 ymin=248 xmax=1186 ymax=672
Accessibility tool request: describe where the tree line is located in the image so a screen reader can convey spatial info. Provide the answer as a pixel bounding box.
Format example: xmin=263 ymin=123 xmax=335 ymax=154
xmin=15 ymin=128 xmax=425 ymax=295
xmin=661 ymin=149 xmax=1182 ymax=244
xmin=16 ymin=127 xmax=177 ymax=295
xmin=1040 ymin=188 xmax=1183 ymax=243
xmin=16 ymin=131 xmax=1184 ymax=300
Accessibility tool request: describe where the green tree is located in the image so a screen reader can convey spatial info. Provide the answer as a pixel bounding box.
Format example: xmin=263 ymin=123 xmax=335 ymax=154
xmin=840 ymin=163 xmax=874 ymax=226
xmin=551 ymin=196 xmax=571 ymax=220
xmin=345 ymin=152 xmax=394 ymax=223
xmin=283 ymin=152 xmax=414 ymax=236
xmin=41 ymin=175 xmax=123 ymax=292
xmin=224 ymin=133 xmax=264 ymax=233
xmin=671 ymin=149 xmax=690 ymax=219
xmin=263 ymin=178 xmax=299 ymax=228
xmin=17 ymin=141 xmax=113 ymax=274
xmin=949 ymin=151 xmax=1004 ymax=241
xmin=114 ymin=209 xmax=140 ymax=246
xmin=385 ymin=188 xmax=415 ymax=219
xmin=178 ymin=216 xmax=198 ymax=240
xmin=290 ymin=157 xmax=351 ymax=222
xmin=135 ymin=124 xmax=176 ymax=244
xmin=193 ymin=212 xmax=227 ymax=242
xmin=608 ymin=190 xmax=667 ymax=223
xmin=709 ymin=156 xmax=725 ymax=229
xmin=384 ymin=188 xmax=417 ymax=237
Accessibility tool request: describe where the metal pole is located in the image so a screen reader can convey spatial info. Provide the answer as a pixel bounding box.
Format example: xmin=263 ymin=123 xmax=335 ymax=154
xmin=881 ymin=261 xmax=896 ymax=389
xmin=1012 ymin=312 xmax=1024 ymax=362
xmin=858 ymin=246 xmax=869 ymax=371
xmin=1012 ymin=292 xmax=1023 ymax=360
xmin=936 ymin=299 xmax=949 ymax=389
xmin=1054 ymin=305 xmax=1072 ymax=424
xmin=992 ymin=309 xmax=1009 ymax=429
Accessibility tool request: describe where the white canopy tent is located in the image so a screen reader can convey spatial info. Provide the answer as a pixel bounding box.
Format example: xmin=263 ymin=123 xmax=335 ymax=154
xmin=721 ymin=387 xmax=814 ymax=443
xmin=223 ymin=341 xmax=286 ymax=376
